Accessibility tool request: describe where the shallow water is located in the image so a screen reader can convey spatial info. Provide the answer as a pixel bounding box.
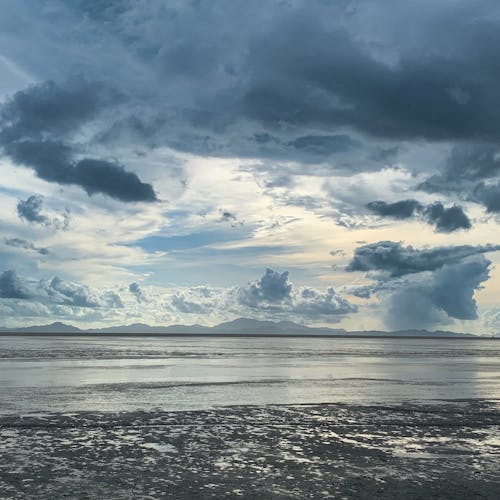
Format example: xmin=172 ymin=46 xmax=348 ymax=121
xmin=1 ymin=336 xmax=499 ymax=414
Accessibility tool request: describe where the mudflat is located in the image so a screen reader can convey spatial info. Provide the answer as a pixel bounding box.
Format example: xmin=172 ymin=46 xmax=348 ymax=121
xmin=1 ymin=401 xmax=499 ymax=499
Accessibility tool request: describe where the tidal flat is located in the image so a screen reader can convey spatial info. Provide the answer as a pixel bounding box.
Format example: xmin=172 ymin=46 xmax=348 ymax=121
xmin=1 ymin=336 xmax=500 ymax=498
xmin=1 ymin=401 xmax=499 ymax=499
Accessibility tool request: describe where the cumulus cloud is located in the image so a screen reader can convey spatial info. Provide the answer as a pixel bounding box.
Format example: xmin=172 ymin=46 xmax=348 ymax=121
xmin=385 ymin=257 xmax=491 ymax=330
xmin=347 ymin=241 xmax=499 ymax=329
xmin=238 ymin=268 xmax=292 ymax=307
xmin=238 ymin=268 xmax=355 ymax=318
xmin=171 ymin=293 xmax=208 ymax=314
xmin=366 ymin=200 xmax=471 ymax=232
xmin=0 ymin=270 xmax=123 ymax=309
xmin=168 ymin=286 xmax=220 ymax=315
xmin=292 ymin=287 xmax=357 ymax=316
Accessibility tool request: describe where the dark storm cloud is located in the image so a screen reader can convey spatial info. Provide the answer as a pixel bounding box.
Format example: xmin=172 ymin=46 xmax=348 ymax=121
xmin=423 ymin=202 xmax=471 ymax=232
xmin=237 ymin=2 xmax=500 ymax=143
xmin=366 ymin=200 xmax=422 ymax=220
xmin=288 ymin=135 xmax=358 ymax=155
xmin=422 ymin=144 xmax=500 ymax=192
xmin=346 ymin=240 xmax=499 ymax=329
xmin=385 ymin=256 xmax=491 ymax=330
xmin=472 ymin=182 xmax=500 ymax=213
xmin=419 ymin=144 xmax=500 ymax=214
xmin=11 ymin=0 xmax=499 ymax=167
xmin=4 ymin=238 xmax=49 ymax=255
xmin=73 ymin=159 xmax=157 ymax=202
xmin=0 ymin=80 xmax=157 ymax=202
xmin=366 ymin=200 xmax=471 ymax=232
xmin=346 ymin=241 xmax=500 ymax=278
xmin=0 ymin=79 xmax=117 ymax=140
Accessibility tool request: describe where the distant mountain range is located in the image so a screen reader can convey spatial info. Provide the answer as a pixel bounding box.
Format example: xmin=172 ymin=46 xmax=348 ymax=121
xmin=0 ymin=317 xmax=480 ymax=337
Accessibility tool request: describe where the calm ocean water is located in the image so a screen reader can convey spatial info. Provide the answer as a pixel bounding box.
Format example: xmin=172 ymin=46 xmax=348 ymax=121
xmin=1 ymin=336 xmax=499 ymax=414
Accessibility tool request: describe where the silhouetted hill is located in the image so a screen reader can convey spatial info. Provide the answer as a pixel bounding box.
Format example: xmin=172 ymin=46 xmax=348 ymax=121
xmin=0 ymin=318 xmax=479 ymax=337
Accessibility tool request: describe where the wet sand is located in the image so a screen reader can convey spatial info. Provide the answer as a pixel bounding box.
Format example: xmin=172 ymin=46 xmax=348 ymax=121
xmin=1 ymin=400 xmax=499 ymax=499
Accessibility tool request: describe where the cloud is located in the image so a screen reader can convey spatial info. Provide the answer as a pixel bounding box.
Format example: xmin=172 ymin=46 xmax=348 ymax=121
xmin=472 ymin=182 xmax=500 ymax=213
xmin=346 ymin=241 xmax=499 ymax=278
xmin=0 ymin=270 xmax=30 ymax=299
xmin=129 ymin=282 xmax=144 ymax=302
xmin=366 ymin=200 xmax=422 ymax=220
xmin=8 ymin=0 xmax=500 ymax=166
xmin=6 ymin=140 xmax=157 ymax=203
xmin=238 ymin=268 xmax=355 ymax=318
xmin=17 ymin=195 xmax=69 ymax=229
xmin=17 ymin=195 xmax=49 ymax=225
xmin=292 ymin=287 xmax=357 ymax=316
xmin=171 ymin=293 xmax=208 ymax=314
xmin=419 ymin=144 xmax=500 ymax=215
xmin=422 ymin=202 xmax=471 ymax=232
xmin=0 ymin=80 xmax=157 ymax=202
xmin=385 ymin=256 xmax=491 ymax=330
xmin=217 ymin=209 xmax=243 ymax=227
xmin=168 ymin=286 xmax=219 ymax=315
xmin=4 ymin=237 xmax=49 ymax=255
xmin=288 ymin=135 xmax=358 ymax=155
xmin=0 ymin=270 xmax=123 ymax=309
xmin=42 ymin=276 xmax=124 ymax=309
xmin=238 ymin=268 xmax=292 ymax=307
xmin=366 ymin=200 xmax=471 ymax=232
xmin=422 ymin=144 xmax=500 ymax=191
xmin=347 ymin=241 xmax=498 ymax=329
xmin=0 ymin=79 xmax=117 ymax=138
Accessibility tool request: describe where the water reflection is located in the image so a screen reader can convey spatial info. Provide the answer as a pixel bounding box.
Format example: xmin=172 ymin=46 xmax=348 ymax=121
xmin=0 ymin=336 xmax=499 ymax=413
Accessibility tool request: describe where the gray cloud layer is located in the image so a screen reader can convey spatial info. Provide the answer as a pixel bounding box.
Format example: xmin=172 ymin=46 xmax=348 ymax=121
xmin=4 ymin=1 xmax=500 ymax=163
xmin=1 ymin=80 xmax=156 ymax=202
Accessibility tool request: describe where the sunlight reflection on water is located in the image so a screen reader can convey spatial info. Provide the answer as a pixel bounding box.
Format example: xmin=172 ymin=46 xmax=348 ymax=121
xmin=0 ymin=336 xmax=499 ymax=413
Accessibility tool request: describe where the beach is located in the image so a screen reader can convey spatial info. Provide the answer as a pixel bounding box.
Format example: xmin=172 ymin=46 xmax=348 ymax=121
xmin=0 ymin=336 xmax=499 ymax=498
xmin=1 ymin=401 xmax=499 ymax=498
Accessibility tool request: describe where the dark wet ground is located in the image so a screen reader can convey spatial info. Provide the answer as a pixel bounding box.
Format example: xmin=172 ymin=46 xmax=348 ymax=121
xmin=1 ymin=401 xmax=499 ymax=499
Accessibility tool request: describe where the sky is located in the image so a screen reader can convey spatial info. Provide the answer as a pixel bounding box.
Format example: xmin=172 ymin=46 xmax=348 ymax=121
xmin=1 ymin=0 xmax=500 ymax=333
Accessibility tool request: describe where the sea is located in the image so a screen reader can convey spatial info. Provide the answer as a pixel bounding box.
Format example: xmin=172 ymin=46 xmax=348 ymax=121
xmin=1 ymin=335 xmax=500 ymax=498
xmin=1 ymin=335 xmax=499 ymax=414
